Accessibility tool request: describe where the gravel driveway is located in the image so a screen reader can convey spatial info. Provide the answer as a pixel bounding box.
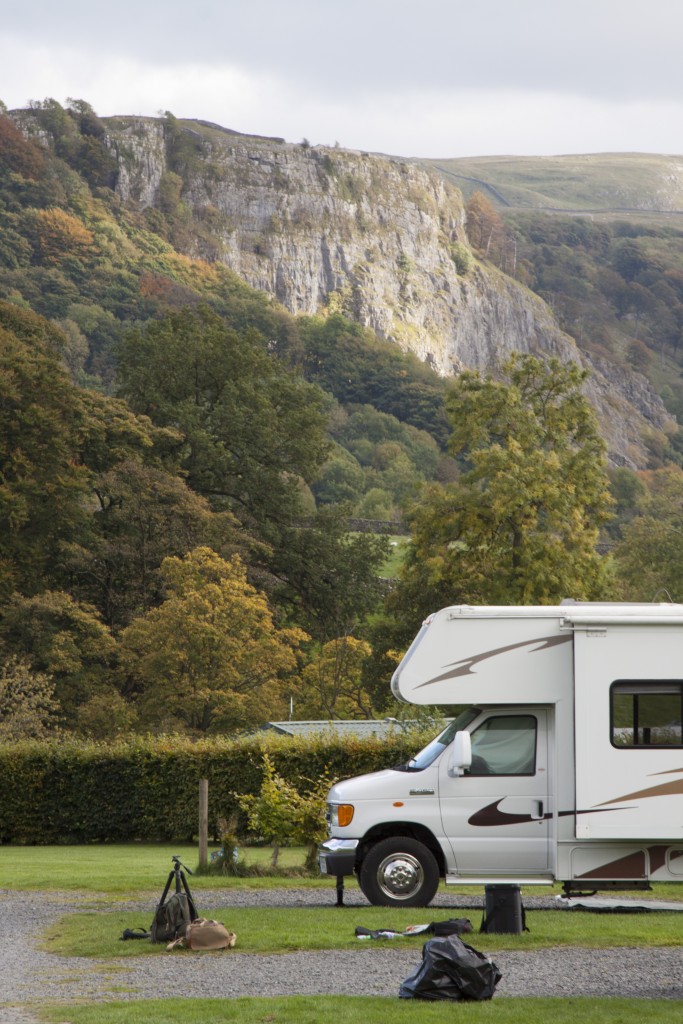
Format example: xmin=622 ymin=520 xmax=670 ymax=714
xmin=1 ymin=886 xmax=681 ymax=1022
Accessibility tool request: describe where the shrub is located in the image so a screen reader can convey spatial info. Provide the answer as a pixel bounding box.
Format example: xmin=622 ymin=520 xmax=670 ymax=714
xmin=450 ymin=241 xmax=473 ymax=275
xmin=0 ymin=730 xmax=431 ymax=844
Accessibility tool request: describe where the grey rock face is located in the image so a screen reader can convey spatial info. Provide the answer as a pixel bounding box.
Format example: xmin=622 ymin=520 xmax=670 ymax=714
xmin=104 ymin=120 xmax=677 ymax=466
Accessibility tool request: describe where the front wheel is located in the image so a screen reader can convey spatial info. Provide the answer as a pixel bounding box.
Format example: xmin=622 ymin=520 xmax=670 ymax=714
xmin=359 ymin=837 xmax=440 ymax=907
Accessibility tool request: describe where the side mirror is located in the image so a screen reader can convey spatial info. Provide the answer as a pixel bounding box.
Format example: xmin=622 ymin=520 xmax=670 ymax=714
xmin=448 ymin=730 xmax=472 ymax=776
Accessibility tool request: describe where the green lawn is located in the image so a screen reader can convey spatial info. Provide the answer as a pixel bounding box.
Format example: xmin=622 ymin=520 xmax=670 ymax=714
xmin=36 ymin=996 xmax=683 ymax=1024
xmin=2 ymin=845 xmax=679 ymax=1024
xmin=2 ymin=842 xmax=682 ymax=904
xmin=42 ymin=902 xmax=683 ymax=958
xmin=0 ymin=843 xmax=328 ymax=892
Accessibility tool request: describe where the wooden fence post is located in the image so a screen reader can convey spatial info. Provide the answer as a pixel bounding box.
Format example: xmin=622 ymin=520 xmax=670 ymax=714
xmin=198 ymin=778 xmax=209 ymax=870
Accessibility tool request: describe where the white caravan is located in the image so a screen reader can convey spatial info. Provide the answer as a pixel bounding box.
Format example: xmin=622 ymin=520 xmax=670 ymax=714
xmin=319 ymin=602 xmax=683 ymax=906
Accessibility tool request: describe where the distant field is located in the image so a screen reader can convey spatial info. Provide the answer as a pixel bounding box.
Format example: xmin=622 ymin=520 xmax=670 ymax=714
xmin=420 ymin=153 xmax=683 ymax=214
xmin=380 ymin=535 xmax=410 ymax=579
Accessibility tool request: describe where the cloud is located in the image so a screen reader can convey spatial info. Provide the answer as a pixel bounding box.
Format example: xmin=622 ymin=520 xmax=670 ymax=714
xmin=3 ymin=2 xmax=683 ymax=158
xmin=4 ymin=1 xmax=683 ymax=102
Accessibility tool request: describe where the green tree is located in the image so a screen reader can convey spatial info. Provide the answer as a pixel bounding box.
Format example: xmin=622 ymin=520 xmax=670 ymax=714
xmin=74 ymin=686 xmax=138 ymax=739
xmin=64 ymin=459 xmax=241 ymax=630
xmin=613 ymin=467 xmax=683 ymax=601
xmin=270 ymin=506 xmax=389 ymax=641
xmin=0 ymin=304 xmax=91 ymax=598
xmin=357 ymin=487 xmax=395 ymax=520
xmin=611 ymin=238 xmax=649 ymax=282
xmin=339 ymin=406 xmax=440 ymax=475
xmin=300 ymin=314 xmax=451 ymax=444
xmin=117 ymin=307 xmax=329 ymax=538
xmin=392 ymin=354 xmax=613 ymax=623
xmin=604 ymin=466 xmax=648 ymax=541
xmin=0 ymin=300 xmax=215 ymax=626
xmin=312 ymin=446 xmax=365 ymax=506
xmin=118 ymin=547 xmax=308 ymax=734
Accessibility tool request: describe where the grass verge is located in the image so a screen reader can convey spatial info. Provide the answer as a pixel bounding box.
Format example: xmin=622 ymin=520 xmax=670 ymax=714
xmin=3 ymin=843 xmax=682 ymax=901
xmin=36 ymin=995 xmax=683 ymax=1024
xmin=42 ymin=904 xmax=683 ymax=957
xmin=0 ymin=843 xmax=326 ymax=892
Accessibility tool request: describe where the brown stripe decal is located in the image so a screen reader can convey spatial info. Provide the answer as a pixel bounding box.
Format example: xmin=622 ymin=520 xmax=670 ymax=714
xmin=468 ymin=801 xmax=625 ymax=827
xmin=596 ymin=768 xmax=683 ymax=806
xmin=648 ymin=846 xmax=669 ymax=874
xmin=468 ymin=800 xmax=540 ymax=826
xmin=416 ymin=633 xmax=572 ymax=689
xmin=578 ymin=850 xmax=647 ymax=880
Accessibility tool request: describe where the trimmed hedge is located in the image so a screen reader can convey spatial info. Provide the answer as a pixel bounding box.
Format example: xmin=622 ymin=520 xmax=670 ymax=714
xmin=0 ymin=730 xmax=432 ymax=843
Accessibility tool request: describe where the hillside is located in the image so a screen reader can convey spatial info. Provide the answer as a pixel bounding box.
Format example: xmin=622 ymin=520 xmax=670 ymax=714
xmin=417 ymin=153 xmax=683 ymax=455
xmin=1 ymin=102 xmax=678 ymax=468
xmin=4 ymin=99 xmax=683 ymax=736
xmin=0 ymin=102 xmax=453 ymax=529
xmin=423 ymin=153 xmax=683 ymax=214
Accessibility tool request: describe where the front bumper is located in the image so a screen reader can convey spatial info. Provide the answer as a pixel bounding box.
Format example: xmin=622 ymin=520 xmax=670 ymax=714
xmin=318 ymin=838 xmax=359 ymax=876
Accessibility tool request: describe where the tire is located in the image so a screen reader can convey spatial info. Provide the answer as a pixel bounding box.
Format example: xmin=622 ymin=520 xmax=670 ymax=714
xmin=359 ymin=836 xmax=440 ymax=907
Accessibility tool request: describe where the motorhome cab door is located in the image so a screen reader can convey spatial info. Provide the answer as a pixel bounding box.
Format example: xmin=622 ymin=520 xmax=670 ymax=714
xmin=438 ymin=708 xmax=551 ymax=875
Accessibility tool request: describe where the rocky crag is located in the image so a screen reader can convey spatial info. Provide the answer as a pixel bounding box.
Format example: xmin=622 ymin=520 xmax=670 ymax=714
xmin=92 ymin=117 xmax=682 ymax=465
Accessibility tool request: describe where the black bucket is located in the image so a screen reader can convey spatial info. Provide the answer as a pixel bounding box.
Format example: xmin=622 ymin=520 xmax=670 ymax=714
xmin=481 ymin=884 xmax=525 ymax=934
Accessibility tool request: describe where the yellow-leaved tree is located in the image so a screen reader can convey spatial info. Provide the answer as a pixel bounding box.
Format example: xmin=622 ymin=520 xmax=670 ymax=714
xmin=295 ymin=636 xmax=374 ymax=719
xmin=118 ymin=547 xmax=308 ymax=734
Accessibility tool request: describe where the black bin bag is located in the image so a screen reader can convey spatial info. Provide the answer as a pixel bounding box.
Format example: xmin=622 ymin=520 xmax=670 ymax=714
xmin=399 ymin=934 xmax=502 ymax=1001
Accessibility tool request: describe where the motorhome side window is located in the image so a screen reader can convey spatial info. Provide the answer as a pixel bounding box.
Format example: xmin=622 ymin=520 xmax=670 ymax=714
xmin=611 ymin=681 xmax=683 ymax=747
xmin=466 ymin=715 xmax=537 ymax=775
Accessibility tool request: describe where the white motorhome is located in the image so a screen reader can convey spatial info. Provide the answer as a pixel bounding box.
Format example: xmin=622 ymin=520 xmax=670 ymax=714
xmin=318 ymin=602 xmax=683 ymax=906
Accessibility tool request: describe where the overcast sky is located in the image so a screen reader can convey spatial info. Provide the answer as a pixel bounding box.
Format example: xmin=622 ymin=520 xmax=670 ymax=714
xmin=2 ymin=0 xmax=683 ymax=157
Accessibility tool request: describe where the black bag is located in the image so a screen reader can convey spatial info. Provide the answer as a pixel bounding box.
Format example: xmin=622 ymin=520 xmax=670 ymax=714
xmin=120 ymin=927 xmax=151 ymax=940
xmin=355 ymin=918 xmax=472 ymax=941
xmin=480 ymin=884 xmax=527 ymax=934
xmin=429 ymin=918 xmax=473 ymax=936
xmin=150 ymin=891 xmax=193 ymax=943
xmin=399 ymin=934 xmax=502 ymax=1001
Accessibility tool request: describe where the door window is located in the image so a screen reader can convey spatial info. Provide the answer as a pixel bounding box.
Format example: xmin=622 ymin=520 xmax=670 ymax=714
xmin=466 ymin=715 xmax=537 ymax=776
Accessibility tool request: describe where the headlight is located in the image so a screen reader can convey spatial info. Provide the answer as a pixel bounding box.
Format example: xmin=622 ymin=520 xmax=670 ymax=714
xmin=327 ymin=802 xmax=354 ymax=827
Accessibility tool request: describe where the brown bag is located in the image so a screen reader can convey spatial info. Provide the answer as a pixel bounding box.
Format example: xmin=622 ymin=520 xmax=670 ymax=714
xmin=166 ymin=918 xmax=236 ymax=951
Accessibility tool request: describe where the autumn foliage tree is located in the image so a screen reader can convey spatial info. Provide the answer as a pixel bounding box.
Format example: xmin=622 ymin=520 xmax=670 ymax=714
xmin=296 ymin=636 xmax=374 ymax=719
xmin=465 ymin=190 xmax=505 ymax=257
xmin=118 ymin=547 xmax=308 ymax=734
xmin=0 ymin=656 xmax=60 ymax=740
xmin=0 ymin=114 xmax=47 ymax=179
xmin=0 ymin=590 xmax=116 ymax=718
xmin=30 ymin=208 xmax=95 ymax=264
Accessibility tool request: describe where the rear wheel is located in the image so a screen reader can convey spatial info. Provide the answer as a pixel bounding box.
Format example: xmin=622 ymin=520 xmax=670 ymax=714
xmin=359 ymin=836 xmax=440 ymax=907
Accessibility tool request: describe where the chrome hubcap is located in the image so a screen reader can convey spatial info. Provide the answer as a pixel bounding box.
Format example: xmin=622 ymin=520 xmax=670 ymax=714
xmin=377 ymin=852 xmax=423 ymax=900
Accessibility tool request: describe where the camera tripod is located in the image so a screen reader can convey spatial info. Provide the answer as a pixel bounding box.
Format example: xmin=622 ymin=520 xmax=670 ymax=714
xmin=155 ymin=855 xmax=198 ymax=920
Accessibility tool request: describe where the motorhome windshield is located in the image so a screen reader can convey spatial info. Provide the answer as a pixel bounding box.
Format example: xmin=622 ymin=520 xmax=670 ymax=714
xmin=397 ymin=707 xmax=480 ymax=772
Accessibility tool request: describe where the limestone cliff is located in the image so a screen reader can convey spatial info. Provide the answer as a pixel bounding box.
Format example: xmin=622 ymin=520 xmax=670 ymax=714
xmin=104 ymin=117 xmax=673 ymax=467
